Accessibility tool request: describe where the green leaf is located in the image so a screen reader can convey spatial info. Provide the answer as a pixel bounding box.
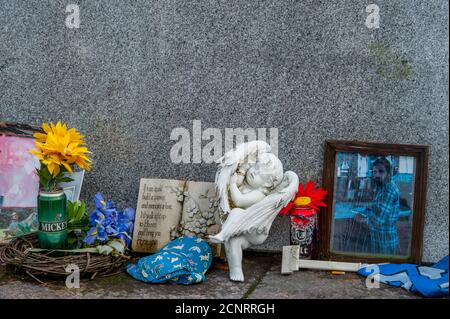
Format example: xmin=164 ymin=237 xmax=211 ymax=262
xmin=67 ymin=200 xmax=89 ymax=231
xmin=67 ymin=233 xmax=79 ymax=245
xmin=107 ymin=239 xmax=125 ymax=254
xmin=67 ymin=201 xmax=74 ymax=219
xmin=75 ymin=204 xmax=84 ymax=221
xmin=97 ymin=245 xmax=113 ymax=255
xmin=36 ymin=164 xmax=60 ymax=191
xmin=58 ymin=177 xmax=74 ymax=183
xmin=40 ymin=166 xmax=52 ymax=180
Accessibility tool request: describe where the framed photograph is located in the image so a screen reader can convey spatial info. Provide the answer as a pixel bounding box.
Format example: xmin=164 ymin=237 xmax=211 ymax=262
xmin=0 ymin=122 xmax=42 ymax=241
xmin=319 ymin=140 xmax=428 ymax=264
xmin=0 ymin=122 xmax=41 ymax=209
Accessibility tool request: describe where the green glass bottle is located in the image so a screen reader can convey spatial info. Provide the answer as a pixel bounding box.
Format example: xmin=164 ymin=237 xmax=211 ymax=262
xmin=37 ymin=190 xmax=68 ymax=249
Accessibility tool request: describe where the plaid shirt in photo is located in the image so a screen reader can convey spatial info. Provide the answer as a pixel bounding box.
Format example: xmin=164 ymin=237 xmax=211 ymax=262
xmin=367 ymin=180 xmax=400 ymax=255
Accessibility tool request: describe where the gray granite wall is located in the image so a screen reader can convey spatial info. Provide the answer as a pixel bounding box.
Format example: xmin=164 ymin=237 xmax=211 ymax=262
xmin=1 ymin=1 xmax=448 ymax=262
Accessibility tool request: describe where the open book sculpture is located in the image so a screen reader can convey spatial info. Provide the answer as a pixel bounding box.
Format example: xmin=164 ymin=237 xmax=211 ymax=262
xmin=209 ymin=141 xmax=299 ymax=282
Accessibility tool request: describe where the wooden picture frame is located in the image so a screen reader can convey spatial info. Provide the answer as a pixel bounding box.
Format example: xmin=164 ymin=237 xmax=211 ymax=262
xmin=319 ymin=140 xmax=429 ymax=264
xmin=0 ymin=122 xmax=42 ymax=137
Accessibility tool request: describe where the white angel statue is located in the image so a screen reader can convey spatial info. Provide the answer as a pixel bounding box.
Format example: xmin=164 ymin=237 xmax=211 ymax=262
xmin=209 ymin=140 xmax=299 ymax=282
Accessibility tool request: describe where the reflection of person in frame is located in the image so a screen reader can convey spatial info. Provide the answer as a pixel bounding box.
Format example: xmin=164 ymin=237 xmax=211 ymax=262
xmin=355 ymin=157 xmax=400 ymax=255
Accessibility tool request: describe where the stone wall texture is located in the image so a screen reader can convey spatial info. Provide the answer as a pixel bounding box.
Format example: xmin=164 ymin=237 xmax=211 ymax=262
xmin=1 ymin=1 xmax=448 ymax=262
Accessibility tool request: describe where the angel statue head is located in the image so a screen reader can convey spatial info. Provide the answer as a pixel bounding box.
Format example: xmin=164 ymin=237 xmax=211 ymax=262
xmin=244 ymin=152 xmax=284 ymax=194
xmin=210 ymin=140 xmax=299 ymax=282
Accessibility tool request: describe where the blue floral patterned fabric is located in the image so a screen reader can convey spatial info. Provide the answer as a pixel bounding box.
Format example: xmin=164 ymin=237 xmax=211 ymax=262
xmin=358 ymin=255 xmax=449 ymax=298
xmin=126 ymin=236 xmax=212 ymax=285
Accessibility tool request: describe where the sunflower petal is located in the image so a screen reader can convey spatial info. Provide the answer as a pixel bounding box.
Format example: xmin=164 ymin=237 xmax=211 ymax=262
xmin=33 ymin=132 xmax=47 ymax=141
xmin=42 ymin=123 xmax=51 ymax=133
xmin=62 ymin=161 xmax=73 ymax=174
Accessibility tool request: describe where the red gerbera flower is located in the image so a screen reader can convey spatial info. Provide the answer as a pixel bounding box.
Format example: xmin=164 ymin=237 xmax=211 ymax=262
xmin=279 ymin=180 xmax=328 ymax=215
xmin=293 ymin=180 xmax=328 ymax=210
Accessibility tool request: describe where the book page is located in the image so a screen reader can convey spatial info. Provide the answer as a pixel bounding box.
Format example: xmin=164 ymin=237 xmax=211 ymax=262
xmin=131 ymin=178 xmax=185 ymax=253
xmin=176 ymin=181 xmax=223 ymax=256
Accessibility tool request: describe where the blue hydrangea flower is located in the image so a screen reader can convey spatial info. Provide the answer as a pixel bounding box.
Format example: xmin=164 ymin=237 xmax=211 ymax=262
xmin=83 ymin=192 xmax=135 ymax=248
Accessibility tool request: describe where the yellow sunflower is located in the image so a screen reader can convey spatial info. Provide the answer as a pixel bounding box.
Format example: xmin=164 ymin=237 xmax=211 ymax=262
xmin=30 ymin=121 xmax=92 ymax=177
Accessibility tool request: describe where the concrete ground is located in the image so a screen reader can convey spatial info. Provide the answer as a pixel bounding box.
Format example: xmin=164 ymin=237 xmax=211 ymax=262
xmin=0 ymin=253 xmax=423 ymax=299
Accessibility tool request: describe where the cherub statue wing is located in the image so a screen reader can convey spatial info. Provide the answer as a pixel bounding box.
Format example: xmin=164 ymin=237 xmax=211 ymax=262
xmin=215 ymin=140 xmax=272 ymax=216
xmin=216 ymin=171 xmax=299 ymax=242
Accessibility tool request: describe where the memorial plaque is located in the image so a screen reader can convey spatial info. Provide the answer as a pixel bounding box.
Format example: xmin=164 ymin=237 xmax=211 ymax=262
xmin=132 ymin=178 xmax=185 ymax=253
xmin=131 ymin=178 xmax=223 ymax=256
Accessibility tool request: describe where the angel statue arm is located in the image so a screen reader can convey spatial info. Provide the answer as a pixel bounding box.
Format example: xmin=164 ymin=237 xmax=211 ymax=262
xmin=228 ymin=174 xmax=266 ymax=209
